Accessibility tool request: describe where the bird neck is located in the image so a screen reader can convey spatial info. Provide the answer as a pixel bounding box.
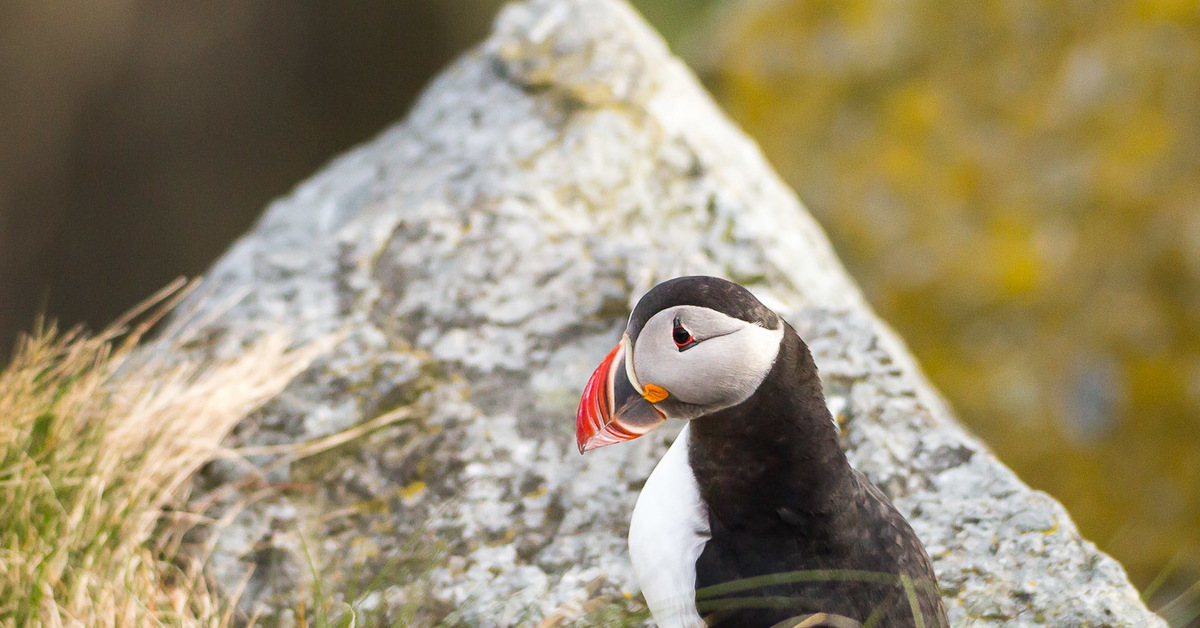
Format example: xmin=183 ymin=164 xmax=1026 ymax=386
xmin=687 ymin=324 xmax=855 ymax=521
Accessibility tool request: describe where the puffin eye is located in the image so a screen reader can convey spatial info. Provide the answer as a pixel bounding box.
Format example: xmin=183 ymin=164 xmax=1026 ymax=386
xmin=672 ymin=316 xmax=696 ymax=350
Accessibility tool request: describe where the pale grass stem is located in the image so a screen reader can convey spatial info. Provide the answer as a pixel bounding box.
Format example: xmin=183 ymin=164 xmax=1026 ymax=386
xmin=0 ymin=281 xmax=321 ymax=628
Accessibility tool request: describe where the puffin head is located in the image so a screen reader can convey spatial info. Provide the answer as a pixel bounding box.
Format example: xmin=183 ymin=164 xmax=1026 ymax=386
xmin=576 ymin=276 xmax=785 ymax=453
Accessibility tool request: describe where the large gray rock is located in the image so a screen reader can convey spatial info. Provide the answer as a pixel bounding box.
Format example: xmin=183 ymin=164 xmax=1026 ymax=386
xmin=186 ymin=0 xmax=1164 ymax=625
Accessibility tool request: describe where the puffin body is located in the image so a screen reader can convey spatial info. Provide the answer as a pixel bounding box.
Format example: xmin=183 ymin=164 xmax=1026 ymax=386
xmin=577 ymin=277 xmax=948 ymax=628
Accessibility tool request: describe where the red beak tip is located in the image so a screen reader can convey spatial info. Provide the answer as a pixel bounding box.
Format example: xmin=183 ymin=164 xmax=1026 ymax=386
xmin=575 ymin=343 xmax=622 ymax=455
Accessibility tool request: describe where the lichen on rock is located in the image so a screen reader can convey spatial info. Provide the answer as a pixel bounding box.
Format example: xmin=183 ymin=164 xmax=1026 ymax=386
xmin=184 ymin=0 xmax=1165 ymax=626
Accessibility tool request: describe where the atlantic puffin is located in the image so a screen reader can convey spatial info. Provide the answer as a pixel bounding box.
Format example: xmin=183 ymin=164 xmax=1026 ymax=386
xmin=576 ymin=276 xmax=948 ymax=628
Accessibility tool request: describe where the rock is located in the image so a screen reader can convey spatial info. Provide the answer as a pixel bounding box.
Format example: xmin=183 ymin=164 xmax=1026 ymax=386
xmin=182 ymin=0 xmax=1165 ymax=625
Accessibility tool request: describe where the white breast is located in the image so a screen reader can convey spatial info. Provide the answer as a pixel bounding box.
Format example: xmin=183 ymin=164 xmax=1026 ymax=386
xmin=628 ymin=424 xmax=711 ymax=628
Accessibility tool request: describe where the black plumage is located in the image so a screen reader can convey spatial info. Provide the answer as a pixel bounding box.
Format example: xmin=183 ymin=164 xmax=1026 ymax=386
xmin=630 ymin=278 xmax=948 ymax=627
xmin=689 ymin=324 xmax=946 ymax=627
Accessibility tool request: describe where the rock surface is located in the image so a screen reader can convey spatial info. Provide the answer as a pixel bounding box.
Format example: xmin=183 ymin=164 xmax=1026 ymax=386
xmin=185 ymin=0 xmax=1165 ymax=625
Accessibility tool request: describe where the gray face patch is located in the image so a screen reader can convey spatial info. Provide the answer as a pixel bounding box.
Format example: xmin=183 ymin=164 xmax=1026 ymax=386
xmin=630 ymin=305 xmax=784 ymax=420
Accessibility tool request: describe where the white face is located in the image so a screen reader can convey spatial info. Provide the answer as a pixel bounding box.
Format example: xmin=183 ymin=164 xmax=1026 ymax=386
xmin=629 ymin=305 xmax=784 ymax=420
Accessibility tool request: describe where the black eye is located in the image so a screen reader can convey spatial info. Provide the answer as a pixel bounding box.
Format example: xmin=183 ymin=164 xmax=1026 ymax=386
xmin=672 ymin=315 xmax=695 ymax=350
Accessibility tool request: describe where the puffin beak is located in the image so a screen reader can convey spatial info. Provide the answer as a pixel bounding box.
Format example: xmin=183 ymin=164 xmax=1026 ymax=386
xmin=576 ymin=338 xmax=666 ymax=453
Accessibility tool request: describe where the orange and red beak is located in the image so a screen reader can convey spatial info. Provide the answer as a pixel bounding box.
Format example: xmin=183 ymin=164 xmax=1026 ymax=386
xmin=576 ymin=338 xmax=667 ymax=453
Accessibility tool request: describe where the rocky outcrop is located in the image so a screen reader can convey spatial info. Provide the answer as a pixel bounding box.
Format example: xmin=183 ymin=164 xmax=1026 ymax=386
xmin=185 ymin=0 xmax=1164 ymax=625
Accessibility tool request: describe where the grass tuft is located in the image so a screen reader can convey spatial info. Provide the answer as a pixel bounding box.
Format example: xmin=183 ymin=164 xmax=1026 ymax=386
xmin=0 ymin=281 xmax=318 ymax=628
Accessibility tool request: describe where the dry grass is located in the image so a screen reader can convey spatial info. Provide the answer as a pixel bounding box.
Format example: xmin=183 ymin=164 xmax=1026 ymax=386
xmin=0 ymin=281 xmax=319 ymax=628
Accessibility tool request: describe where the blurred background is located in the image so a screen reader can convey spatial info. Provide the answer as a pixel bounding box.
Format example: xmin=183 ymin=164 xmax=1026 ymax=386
xmin=1 ymin=0 xmax=1196 ymax=623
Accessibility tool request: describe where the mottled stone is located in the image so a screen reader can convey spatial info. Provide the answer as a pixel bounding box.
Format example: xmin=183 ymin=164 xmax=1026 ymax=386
xmin=183 ymin=0 xmax=1164 ymax=626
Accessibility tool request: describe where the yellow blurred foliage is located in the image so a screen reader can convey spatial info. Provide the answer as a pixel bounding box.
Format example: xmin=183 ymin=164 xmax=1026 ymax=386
xmin=697 ymin=0 xmax=1200 ymax=610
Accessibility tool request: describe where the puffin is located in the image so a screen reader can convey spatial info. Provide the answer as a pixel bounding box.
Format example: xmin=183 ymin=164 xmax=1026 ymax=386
xmin=576 ymin=276 xmax=948 ymax=628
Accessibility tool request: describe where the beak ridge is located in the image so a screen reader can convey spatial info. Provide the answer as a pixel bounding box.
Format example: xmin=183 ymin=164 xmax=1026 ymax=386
xmin=576 ymin=341 xmax=666 ymax=453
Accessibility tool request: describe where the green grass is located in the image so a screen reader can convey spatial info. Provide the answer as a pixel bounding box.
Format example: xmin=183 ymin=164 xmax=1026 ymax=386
xmin=0 ymin=281 xmax=317 ymax=628
xmin=1 ymin=280 xmax=1185 ymax=627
